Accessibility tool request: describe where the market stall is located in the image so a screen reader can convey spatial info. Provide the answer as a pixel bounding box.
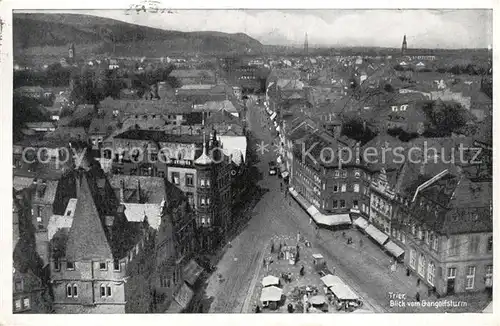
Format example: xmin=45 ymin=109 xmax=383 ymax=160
xmin=260 ymin=286 xmax=283 ymax=310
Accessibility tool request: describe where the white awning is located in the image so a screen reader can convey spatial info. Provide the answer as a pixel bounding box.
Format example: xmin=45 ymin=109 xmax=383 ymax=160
xmin=262 ymin=275 xmax=280 ymax=287
xmin=260 ymin=286 xmax=283 ymax=302
xmin=384 ymin=241 xmax=405 ymax=258
xmin=313 ymin=212 xmax=352 ymax=226
xmin=276 ymin=126 xmax=281 ymax=132
xmin=289 ymin=187 xmax=298 ymax=197
xmin=277 ymin=156 xmax=282 ymax=164
xmin=365 ymin=225 xmax=389 ymax=245
xmin=281 ymin=171 xmax=290 ymax=179
xmin=307 ymin=205 xmax=320 ymax=217
xmin=270 ymin=112 xmax=277 ymax=120
xmin=321 ymin=275 xmax=359 ymax=301
xmin=354 ymin=217 xmax=369 ymax=230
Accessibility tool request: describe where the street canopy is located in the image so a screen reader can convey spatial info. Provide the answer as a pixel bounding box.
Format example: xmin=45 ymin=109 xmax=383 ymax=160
xmin=321 ymin=274 xmax=359 ymax=301
xmin=260 ymin=286 xmax=283 ymax=302
xmin=262 ymin=275 xmax=280 ymax=287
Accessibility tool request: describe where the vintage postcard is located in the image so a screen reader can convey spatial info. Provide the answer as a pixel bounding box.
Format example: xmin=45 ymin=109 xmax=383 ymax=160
xmin=0 ymin=0 xmax=497 ymax=325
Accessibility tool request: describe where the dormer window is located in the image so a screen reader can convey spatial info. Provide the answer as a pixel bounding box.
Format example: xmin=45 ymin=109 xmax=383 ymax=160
xmin=400 ymin=104 xmax=409 ymax=111
xmin=391 ymin=106 xmax=398 ymax=112
xmin=66 ymin=262 xmax=75 ymax=270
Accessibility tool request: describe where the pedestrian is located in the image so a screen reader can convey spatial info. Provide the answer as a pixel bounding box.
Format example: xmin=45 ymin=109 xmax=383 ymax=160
xmin=279 ymin=242 xmax=283 ymax=252
xmin=406 ymin=268 xmax=411 ymax=277
xmin=342 ymin=231 xmax=346 ymax=238
xmin=297 ymin=232 xmax=301 ymax=243
xmin=300 ymin=265 xmax=305 ymax=276
xmin=309 ymin=218 xmax=312 ymax=225
xmin=415 ymin=292 xmax=420 ymax=302
xmin=417 ymin=278 xmax=421 ymax=287
xmin=255 ymin=305 xmax=261 ymax=313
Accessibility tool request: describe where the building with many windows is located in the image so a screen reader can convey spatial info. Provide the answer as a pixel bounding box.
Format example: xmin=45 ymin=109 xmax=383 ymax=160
xmin=391 ymin=168 xmax=492 ymax=296
xmin=290 ymin=128 xmax=370 ymax=226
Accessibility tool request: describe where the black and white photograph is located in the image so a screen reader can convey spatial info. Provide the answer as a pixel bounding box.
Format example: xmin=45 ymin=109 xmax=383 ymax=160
xmin=1 ymin=1 xmax=496 ymax=319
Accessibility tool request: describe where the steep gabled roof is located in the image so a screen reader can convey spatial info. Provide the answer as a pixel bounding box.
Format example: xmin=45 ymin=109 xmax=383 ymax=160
xmin=65 ymin=173 xmax=113 ymax=261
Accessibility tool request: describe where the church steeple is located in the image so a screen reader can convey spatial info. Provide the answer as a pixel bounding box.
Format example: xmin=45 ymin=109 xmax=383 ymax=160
xmin=304 ymin=33 xmax=309 ymax=56
xmin=401 ymin=35 xmax=407 ymax=56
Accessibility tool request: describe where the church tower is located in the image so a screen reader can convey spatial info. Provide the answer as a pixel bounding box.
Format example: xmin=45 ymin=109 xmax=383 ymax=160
xmin=68 ymin=43 xmax=75 ymax=63
xmin=401 ymin=35 xmax=407 ymax=56
xmin=304 ymin=33 xmax=309 ymax=56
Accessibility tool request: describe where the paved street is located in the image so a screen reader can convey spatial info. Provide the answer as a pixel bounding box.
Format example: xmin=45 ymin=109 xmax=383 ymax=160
xmin=202 ymin=97 xmax=487 ymax=313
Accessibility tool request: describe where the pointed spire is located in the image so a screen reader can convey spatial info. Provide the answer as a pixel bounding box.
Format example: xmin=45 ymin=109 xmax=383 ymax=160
xmin=65 ymin=173 xmax=113 ymax=261
xmin=195 ymin=110 xmax=213 ymax=165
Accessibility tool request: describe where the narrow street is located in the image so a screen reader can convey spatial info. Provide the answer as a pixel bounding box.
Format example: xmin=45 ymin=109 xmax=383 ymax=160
xmin=201 ymin=96 xmax=485 ymax=313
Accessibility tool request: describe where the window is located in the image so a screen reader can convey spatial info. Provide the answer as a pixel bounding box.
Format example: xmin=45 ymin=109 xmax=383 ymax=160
xmin=14 ymin=299 xmax=22 ymax=311
xmin=107 ymin=285 xmax=112 ymax=297
xmin=332 ymin=200 xmax=338 ymax=208
xmin=186 ymin=174 xmax=194 ymax=187
xmin=417 ymin=227 xmax=423 ymax=241
xmin=171 ymin=172 xmax=180 ymax=185
xmin=342 ymin=171 xmax=347 ymax=178
xmin=340 ymin=200 xmax=346 ymax=208
xmin=333 ymin=185 xmax=338 ymax=192
xmin=418 ymin=254 xmax=426 ymax=277
xmin=466 ymin=266 xmax=476 ymax=290
xmin=14 ymin=280 xmax=23 ymax=292
xmin=54 ymin=259 xmax=61 ymax=271
xmin=427 ymin=261 xmax=435 ymax=286
xmin=158 ymin=171 xmax=165 ymax=178
xmin=206 ymin=179 xmax=211 ymax=187
xmin=341 ymin=184 xmax=346 ymax=192
xmin=409 ymin=249 xmax=416 ymax=269
xmin=100 ymin=285 xmax=106 ymax=297
xmin=468 ymin=235 xmax=480 ymax=254
xmin=73 ymin=285 xmax=78 ymax=297
xmin=411 ymin=224 xmax=416 ymax=236
xmin=400 ymin=104 xmax=409 ymax=111
xmin=433 ymin=236 xmax=439 ymax=251
xmin=424 ymin=230 xmax=429 ymax=244
xmin=354 ymin=170 xmax=361 ymax=178
xmin=353 ymin=200 xmax=359 ymax=209
xmin=353 ymin=184 xmax=360 ymax=193
xmin=23 ymin=298 xmax=30 ymax=310
xmin=200 ymin=179 xmax=206 ymax=187
xmin=334 ymin=171 xmax=340 ymax=178
xmin=487 ymin=236 xmax=493 ymax=253
xmin=447 ymin=267 xmax=457 ymax=279
xmin=66 ymin=284 xmax=73 ymax=297
xmin=113 ymin=259 xmax=120 ymax=271
xmin=448 ymin=236 xmax=459 ymax=256
xmin=66 ymin=262 xmax=75 ymax=270
xmin=99 ymin=262 xmax=107 ymax=270
xmin=485 ymin=265 xmax=493 ymax=287
xmin=391 ymin=105 xmax=398 ymax=112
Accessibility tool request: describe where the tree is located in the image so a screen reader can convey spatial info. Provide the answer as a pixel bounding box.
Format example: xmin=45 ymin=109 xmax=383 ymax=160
xmin=422 ymin=100 xmax=469 ymax=136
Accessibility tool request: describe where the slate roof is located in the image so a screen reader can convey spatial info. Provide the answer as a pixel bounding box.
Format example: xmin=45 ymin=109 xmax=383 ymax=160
xmin=109 ymin=175 xmax=166 ymax=204
xmin=64 ymin=173 xmax=113 ymax=261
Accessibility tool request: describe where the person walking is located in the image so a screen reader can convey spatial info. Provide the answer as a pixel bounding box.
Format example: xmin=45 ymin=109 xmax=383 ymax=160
xmin=415 ymin=292 xmax=421 ymax=302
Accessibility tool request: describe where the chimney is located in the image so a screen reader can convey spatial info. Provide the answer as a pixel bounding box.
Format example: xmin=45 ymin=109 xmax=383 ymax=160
xmin=104 ymin=215 xmax=115 ymax=239
xmin=119 ymin=179 xmax=125 ymax=203
xmin=137 ymin=179 xmax=141 ymax=203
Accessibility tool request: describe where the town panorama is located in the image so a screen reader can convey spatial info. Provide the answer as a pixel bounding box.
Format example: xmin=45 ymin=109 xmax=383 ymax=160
xmin=11 ymin=9 xmax=493 ymax=314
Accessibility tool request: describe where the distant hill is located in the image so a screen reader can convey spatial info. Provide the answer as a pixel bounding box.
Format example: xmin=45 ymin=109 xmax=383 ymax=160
xmin=13 ymin=13 xmax=264 ymax=59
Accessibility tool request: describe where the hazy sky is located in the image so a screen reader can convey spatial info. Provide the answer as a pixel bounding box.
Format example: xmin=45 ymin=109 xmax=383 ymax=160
xmin=26 ymin=9 xmax=493 ymax=48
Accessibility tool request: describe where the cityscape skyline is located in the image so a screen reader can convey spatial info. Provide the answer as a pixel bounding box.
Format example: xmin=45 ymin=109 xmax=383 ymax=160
xmin=17 ymin=9 xmax=493 ymax=49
